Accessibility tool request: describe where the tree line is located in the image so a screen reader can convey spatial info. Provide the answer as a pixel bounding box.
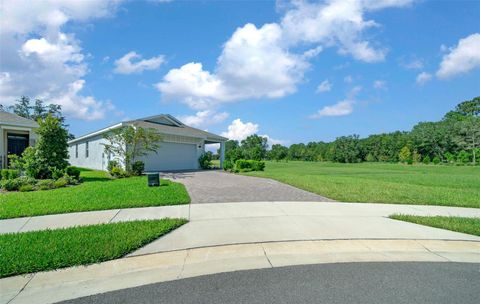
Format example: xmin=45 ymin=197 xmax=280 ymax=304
xmin=222 ymin=97 xmax=480 ymax=165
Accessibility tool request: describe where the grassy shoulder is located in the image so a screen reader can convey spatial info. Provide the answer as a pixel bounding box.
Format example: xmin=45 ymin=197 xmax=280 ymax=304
xmin=241 ymin=161 xmax=480 ymax=208
xmin=0 ymin=169 xmax=190 ymax=219
xmin=389 ymin=215 xmax=480 ymax=236
xmin=0 ymin=218 xmax=187 ymax=278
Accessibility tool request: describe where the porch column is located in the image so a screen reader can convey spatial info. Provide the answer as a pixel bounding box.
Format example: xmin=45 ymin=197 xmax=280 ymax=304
xmin=220 ymin=141 xmax=225 ymax=169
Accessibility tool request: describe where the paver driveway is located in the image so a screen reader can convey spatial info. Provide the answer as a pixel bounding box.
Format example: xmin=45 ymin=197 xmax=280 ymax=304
xmin=161 ymin=170 xmax=333 ymax=203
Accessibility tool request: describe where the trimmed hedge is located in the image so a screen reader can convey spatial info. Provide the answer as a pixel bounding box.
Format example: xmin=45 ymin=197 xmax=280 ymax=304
xmin=235 ymin=159 xmax=265 ymax=172
xmin=0 ymin=169 xmax=19 ymax=180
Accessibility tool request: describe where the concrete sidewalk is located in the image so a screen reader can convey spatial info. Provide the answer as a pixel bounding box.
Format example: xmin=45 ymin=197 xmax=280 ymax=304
xmin=2 ymin=202 xmax=480 ymax=251
xmin=2 ymin=240 xmax=479 ymax=304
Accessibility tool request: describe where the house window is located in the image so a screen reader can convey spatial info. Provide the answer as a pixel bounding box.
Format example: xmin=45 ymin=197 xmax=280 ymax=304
xmin=85 ymin=141 xmax=89 ymax=158
xmin=75 ymin=144 xmax=78 ymax=158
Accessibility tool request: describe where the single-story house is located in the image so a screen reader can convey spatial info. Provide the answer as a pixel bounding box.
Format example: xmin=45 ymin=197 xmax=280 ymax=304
xmin=67 ymin=114 xmax=227 ymax=171
xmin=0 ymin=111 xmax=39 ymax=169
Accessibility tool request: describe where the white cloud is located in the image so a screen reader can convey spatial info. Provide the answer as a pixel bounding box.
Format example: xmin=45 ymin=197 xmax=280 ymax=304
xmin=221 ymin=118 xmax=259 ymax=141
xmin=179 ymin=110 xmax=229 ymax=128
xmin=156 ymin=0 xmax=412 ymax=110
xmin=261 ymin=134 xmax=286 ymax=147
xmin=114 ymin=51 xmax=165 ymax=74
xmin=48 ymin=80 xmax=114 ymax=121
xmin=310 ymin=85 xmax=361 ymax=118
xmin=157 ymin=23 xmax=307 ymax=110
xmin=436 ymin=33 xmax=480 ymax=79
xmin=0 ymin=0 xmax=122 ymax=120
xmin=220 ymin=118 xmax=284 ymax=148
xmin=416 ymin=72 xmax=432 ymax=85
xmin=373 ymin=80 xmax=387 ymax=90
xmin=279 ymin=0 xmax=413 ymax=62
xmin=316 ymin=80 xmax=332 ymax=93
xmin=311 ymin=100 xmax=354 ymax=118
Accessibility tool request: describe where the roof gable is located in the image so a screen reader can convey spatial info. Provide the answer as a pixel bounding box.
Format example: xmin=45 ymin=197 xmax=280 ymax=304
xmin=135 ymin=114 xmax=184 ymax=127
xmin=0 ymin=111 xmax=39 ymax=128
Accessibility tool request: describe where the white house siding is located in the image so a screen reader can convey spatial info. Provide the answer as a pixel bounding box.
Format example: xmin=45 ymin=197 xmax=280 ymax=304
xmin=68 ymin=135 xmax=107 ymax=170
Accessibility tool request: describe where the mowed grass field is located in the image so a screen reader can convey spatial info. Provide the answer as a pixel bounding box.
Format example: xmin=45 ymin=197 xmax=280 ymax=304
xmin=242 ymin=161 xmax=480 ymax=208
xmin=0 ymin=169 xmax=190 ymax=219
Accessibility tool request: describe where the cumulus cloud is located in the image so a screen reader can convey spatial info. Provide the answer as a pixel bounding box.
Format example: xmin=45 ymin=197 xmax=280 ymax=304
xmin=221 ymin=119 xmax=259 ymax=141
xmin=416 ymin=72 xmax=432 ymax=85
xmin=114 ymin=51 xmax=164 ymax=74
xmin=316 ymin=80 xmax=332 ymax=93
xmin=156 ymin=0 xmax=412 ymax=110
xmin=436 ymin=33 xmax=480 ymax=79
xmin=310 ymin=86 xmax=361 ymax=118
xmin=0 ymin=0 xmax=123 ymax=120
xmin=179 ymin=110 xmax=229 ymax=128
xmin=157 ymin=23 xmax=307 ymax=110
xmin=221 ymin=118 xmax=284 ymax=148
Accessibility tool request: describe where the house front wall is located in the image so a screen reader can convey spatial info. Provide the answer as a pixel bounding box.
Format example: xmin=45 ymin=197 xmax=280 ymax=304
xmin=0 ymin=125 xmax=37 ymax=169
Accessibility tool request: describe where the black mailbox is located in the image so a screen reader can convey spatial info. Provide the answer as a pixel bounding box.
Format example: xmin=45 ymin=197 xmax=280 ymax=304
xmin=147 ymin=173 xmax=160 ymax=187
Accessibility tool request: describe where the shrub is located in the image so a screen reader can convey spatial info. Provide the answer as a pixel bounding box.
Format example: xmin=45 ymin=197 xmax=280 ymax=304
xmin=422 ymin=156 xmax=431 ymax=165
xmin=365 ymin=153 xmax=376 ymax=162
xmin=19 ymin=184 xmax=34 ymax=192
xmin=406 ymin=158 xmax=413 ymax=165
xmin=223 ymin=159 xmax=234 ymax=171
xmin=0 ymin=169 xmax=19 ymax=180
xmin=444 ymin=152 xmax=455 ymax=164
xmin=17 ymin=176 xmax=37 ymax=186
xmin=54 ymin=177 xmax=68 ymax=188
xmin=37 ymin=179 xmax=55 ymax=190
xmin=65 ymin=166 xmax=81 ymax=179
xmin=63 ymin=175 xmax=80 ymax=185
xmin=456 ymin=150 xmax=471 ymax=164
xmin=110 ymin=166 xmax=128 ymax=178
xmin=432 ymin=156 xmax=441 ymax=165
xmin=1 ymin=178 xmax=22 ymax=191
xmin=131 ymin=161 xmax=145 ymax=176
xmin=52 ymin=168 xmax=65 ymax=180
xmin=199 ymin=152 xmax=213 ymax=169
xmin=107 ymin=160 xmax=119 ymax=173
xmin=235 ymin=159 xmax=265 ymax=172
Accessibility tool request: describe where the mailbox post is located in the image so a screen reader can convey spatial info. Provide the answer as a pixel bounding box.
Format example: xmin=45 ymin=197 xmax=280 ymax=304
xmin=147 ymin=173 xmax=160 ymax=187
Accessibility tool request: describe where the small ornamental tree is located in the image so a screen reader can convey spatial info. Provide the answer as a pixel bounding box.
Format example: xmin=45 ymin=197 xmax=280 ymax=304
xmin=103 ymin=125 xmax=162 ymax=173
xmin=21 ymin=115 xmax=69 ymax=179
xmin=398 ymin=146 xmax=411 ymax=163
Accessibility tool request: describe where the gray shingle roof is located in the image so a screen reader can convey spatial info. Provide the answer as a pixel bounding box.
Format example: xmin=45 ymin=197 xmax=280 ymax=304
xmin=0 ymin=111 xmax=39 ymax=128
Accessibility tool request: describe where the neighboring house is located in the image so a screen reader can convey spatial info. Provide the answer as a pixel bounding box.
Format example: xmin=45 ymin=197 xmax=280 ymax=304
xmin=0 ymin=111 xmax=39 ymax=169
xmin=68 ymin=114 xmax=227 ymax=171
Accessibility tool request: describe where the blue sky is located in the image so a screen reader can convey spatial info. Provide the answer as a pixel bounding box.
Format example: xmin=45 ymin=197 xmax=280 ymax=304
xmin=1 ymin=0 xmax=479 ymax=146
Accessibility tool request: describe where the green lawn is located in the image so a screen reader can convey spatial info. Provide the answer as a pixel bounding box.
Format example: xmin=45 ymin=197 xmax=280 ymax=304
xmin=242 ymin=161 xmax=480 ymax=208
xmin=0 ymin=169 xmax=190 ymax=219
xmin=390 ymin=215 xmax=480 ymax=236
xmin=0 ymin=218 xmax=187 ymax=278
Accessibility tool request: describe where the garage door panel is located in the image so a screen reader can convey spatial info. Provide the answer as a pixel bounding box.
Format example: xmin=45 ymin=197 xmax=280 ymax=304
xmin=142 ymin=142 xmax=198 ymax=171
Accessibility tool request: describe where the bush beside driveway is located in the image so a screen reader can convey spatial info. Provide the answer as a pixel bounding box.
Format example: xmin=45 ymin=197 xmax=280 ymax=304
xmin=0 ymin=169 xmax=190 ymax=219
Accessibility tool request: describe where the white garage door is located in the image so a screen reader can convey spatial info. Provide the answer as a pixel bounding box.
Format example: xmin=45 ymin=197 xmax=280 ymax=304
xmin=142 ymin=141 xmax=198 ymax=171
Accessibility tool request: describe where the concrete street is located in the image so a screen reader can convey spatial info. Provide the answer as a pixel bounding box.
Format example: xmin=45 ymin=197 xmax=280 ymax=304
xmin=1 ymin=202 xmax=479 ymax=304
xmin=60 ymin=262 xmax=480 ymax=304
xmin=2 ymin=240 xmax=479 ymax=304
